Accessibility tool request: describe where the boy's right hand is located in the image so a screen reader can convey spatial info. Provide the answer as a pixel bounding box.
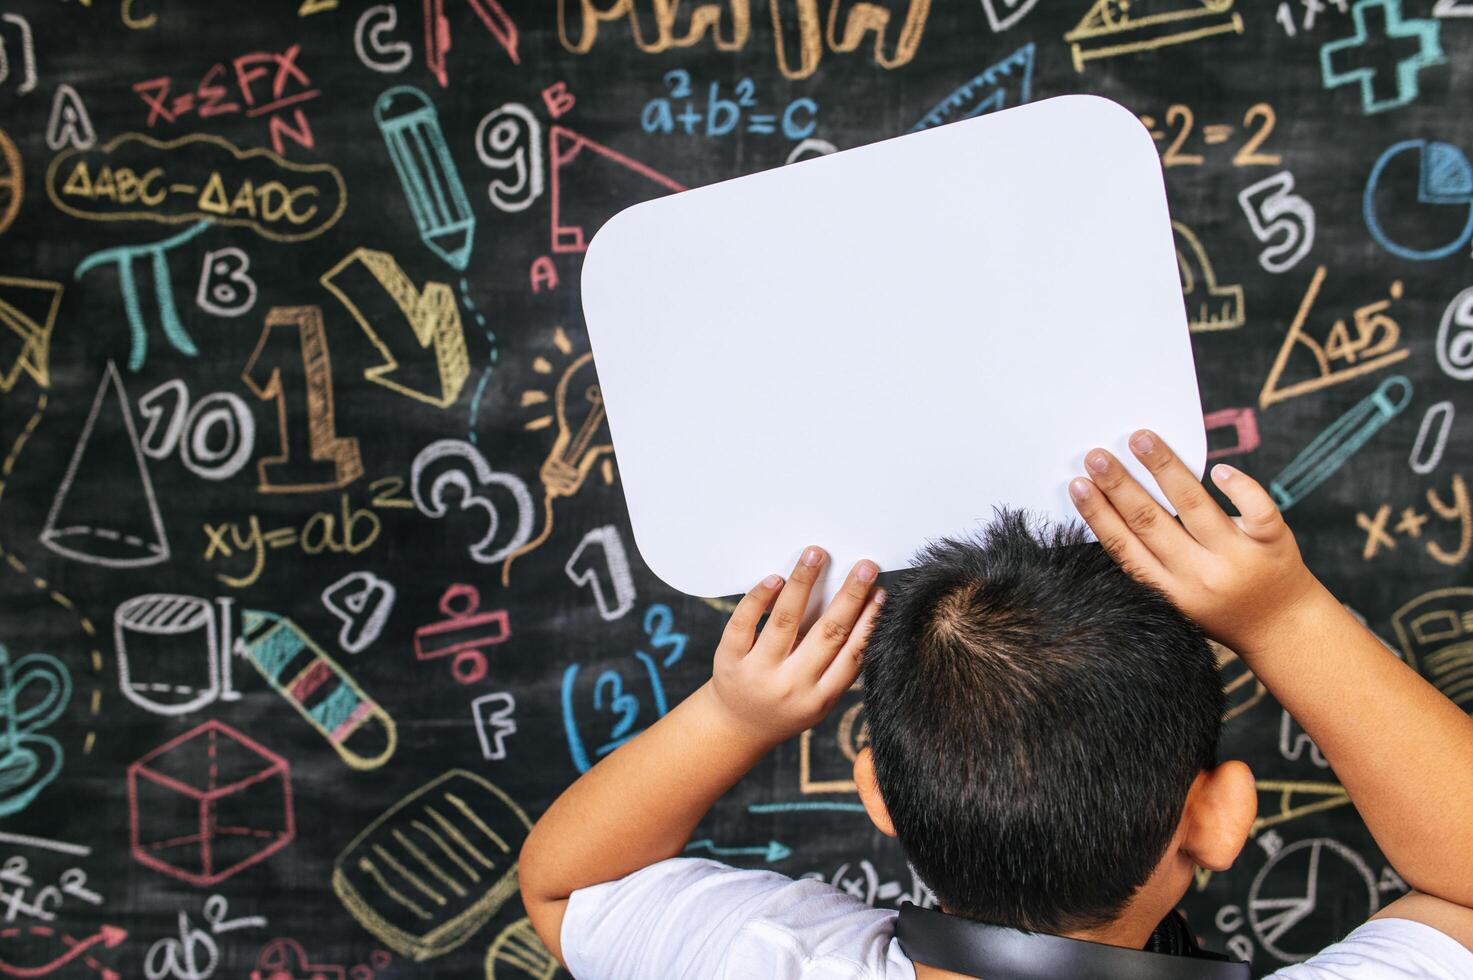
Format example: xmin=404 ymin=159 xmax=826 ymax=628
xmin=1068 ymin=429 xmax=1324 ymax=654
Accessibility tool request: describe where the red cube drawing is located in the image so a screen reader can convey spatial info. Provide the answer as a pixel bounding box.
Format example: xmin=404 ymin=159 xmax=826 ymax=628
xmin=129 ymin=719 xmax=294 ymax=886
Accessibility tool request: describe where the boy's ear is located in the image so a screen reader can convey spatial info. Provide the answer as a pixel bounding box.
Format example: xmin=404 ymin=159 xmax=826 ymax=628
xmin=854 ymin=747 xmax=897 ymax=838
xmin=1180 ymin=760 xmax=1257 ymax=872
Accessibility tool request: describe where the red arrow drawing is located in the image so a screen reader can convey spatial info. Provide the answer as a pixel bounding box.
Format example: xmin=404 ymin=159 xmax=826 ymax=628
xmin=0 ymin=924 xmax=126 ymax=977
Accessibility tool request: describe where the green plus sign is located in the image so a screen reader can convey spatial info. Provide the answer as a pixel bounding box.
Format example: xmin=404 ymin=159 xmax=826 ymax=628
xmin=1321 ymin=0 xmax=1444 ymax=114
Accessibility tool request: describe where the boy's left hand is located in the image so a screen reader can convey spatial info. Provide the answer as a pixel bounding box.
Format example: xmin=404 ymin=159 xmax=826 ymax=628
xmin=708 ymin=548 xmax=885 ymax=746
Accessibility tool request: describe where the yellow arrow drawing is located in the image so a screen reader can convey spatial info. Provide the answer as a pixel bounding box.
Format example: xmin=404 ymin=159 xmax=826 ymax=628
xmin=322 ymin=248 xmax=469 ymax=408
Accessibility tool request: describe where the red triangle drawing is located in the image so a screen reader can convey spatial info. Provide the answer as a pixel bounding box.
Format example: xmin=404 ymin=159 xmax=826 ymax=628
xmin=549 ymin=126 xmax=685 ymax=254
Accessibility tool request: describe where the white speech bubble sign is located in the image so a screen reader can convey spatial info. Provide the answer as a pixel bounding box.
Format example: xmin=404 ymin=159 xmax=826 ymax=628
xmin=581 ymin=95 xmax=1204 ymax=608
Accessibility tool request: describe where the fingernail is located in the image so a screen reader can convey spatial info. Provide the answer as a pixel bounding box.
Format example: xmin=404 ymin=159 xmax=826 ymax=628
xmin=873 ymin=588 xmax=887 ymax=605
xmin=1130 ymin=430 xmax=1155 ymax=454
xmin=802 ymin=546 xmax=824 ymax=567
xmin=1086 ymin=451 xmax=1109 ymax=474
xmin=856 ymin=562 xmax=877 ymax=583
xmin=1212 ymin=464 xmax=1235 ymax=484
xmin=1069 ymin=478 xmax=1092 ymax=502
xmin=763 ymin=573 xmax=783 ymax=589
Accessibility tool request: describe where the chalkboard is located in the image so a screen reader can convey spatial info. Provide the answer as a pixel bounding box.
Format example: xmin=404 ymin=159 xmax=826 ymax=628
xmin=0 ymin=1 xmax=1469 ymax=977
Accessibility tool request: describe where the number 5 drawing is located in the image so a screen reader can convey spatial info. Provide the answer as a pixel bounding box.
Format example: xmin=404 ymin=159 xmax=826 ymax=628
xmin=1238 ymin=170 xmax=1315 ymax=274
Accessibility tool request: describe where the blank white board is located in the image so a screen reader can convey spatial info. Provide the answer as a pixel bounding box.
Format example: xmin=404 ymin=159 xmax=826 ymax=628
xmin=581 ymin=94 xmax=1205 ymax=605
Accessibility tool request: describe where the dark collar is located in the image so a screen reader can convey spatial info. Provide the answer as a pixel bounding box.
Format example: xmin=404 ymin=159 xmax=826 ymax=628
xmin=896 ymin=904 xmax=1251 ymax=980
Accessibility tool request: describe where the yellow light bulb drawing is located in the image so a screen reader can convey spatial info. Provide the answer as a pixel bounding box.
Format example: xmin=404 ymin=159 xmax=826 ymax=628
xmin=502 ymin=329 xmax=615 ymax=584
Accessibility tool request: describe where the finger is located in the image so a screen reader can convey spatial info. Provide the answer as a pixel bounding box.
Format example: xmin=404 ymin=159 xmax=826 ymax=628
xmin=718 ymin=573 xmax=784 ymax=655
xmin=754 ymin=546 xmax=826 ymax=659
xmin=1128 ymin=430 xmax=1238 ymax=548
xmin=1083 ymin=448 xmax=1204 ymax=567
xmin=791 ymin=560 xmax=879 ymax=681
xmin=1069 ymin=477 xmax=1171 ymax=587
xmin=1210 ymin=464 xmax=1287 ymax=542
xmin=816 ymin=587 xmax=885 ymax=702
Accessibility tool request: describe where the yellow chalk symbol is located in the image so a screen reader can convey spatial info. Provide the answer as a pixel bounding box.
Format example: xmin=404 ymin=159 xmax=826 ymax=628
xmin=1065 ymin=0 xmax=1243 ymax=73
xmin=1174 ymin=221 xmax=1244 ymax=333
xmin=0 ymin=277 xmax=62 ymax=393
xmin=322 ymin=248 xmax=470 ymax=408
xmin=484 ymin=918 xmax=560 ymax=979
xmin=1252 ymin=780 xmax=1352 ymax=837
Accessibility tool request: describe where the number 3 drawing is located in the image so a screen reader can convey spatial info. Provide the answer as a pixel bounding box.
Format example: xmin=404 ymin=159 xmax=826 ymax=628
xmin=1238 ymin=170 xmax=1315 ymax=274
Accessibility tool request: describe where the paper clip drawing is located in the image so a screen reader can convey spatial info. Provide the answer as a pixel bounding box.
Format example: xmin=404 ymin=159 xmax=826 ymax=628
xmin=237 ymin=609 xmax=397 ymax=770
xmin=1268 ymin=375 xmax=1412 ymax=510
xmin=1064 ymin=0 xmax=1243 ymax=73
xmin=332 ymin=770 xmax=530 ymax=960
xmin=40 ymin=361 xmax=171 ymax=567
xmin=0 ymin=276 xmax=61 ymax=393
xmin=909 ymin=43 xmax=1034 ymax=132
xmin=1391 ymin=588 xmax=1473 ymax=710
xmin=1174 ymin=221 xmax=1244 ymax=332
xmin=374 ymin=86 xmax=475 ymax=271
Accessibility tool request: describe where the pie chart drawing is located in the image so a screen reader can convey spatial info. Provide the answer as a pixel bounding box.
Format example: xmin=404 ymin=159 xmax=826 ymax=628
xmin=1364 ymin=138 xmax=1473 ymax=261
xmin=1248 ymin=837 xmax=1378 ymax=963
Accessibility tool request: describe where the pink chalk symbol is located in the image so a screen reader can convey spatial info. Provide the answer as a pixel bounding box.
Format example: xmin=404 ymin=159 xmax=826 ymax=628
xmin=413 ymin=584 xmax=508 ymax=684
xmin=128 ymin=719 xmax=294 ymax=886
xmin=1204 ymin=407 xmax=1260 ymax=460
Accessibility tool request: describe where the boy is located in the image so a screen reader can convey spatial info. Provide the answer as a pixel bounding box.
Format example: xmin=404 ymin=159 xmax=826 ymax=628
xmin=519 ymin=431 xmax=1473 ymax=977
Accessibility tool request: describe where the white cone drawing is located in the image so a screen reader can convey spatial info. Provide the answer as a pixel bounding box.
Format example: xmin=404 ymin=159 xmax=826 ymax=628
xmin=40 ymin=361 xmax=170 ymax=567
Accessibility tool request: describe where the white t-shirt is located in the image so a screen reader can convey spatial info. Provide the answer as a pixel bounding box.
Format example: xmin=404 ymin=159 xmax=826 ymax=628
xmin=562 ymin=858 xmax=1473 ymax=979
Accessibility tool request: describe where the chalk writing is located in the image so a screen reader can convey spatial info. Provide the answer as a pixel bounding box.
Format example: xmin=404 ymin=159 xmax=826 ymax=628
xmin=47 ymin=133 xmax=346 ymax=241
xmin=642 ymin=71 xmax=818 ymax=140
xmin=1260 ymin=266 xmax=1409 ymax=409
xmin=1356 ymin=474 xmax=1471 ymax=565
xmin=133 ymin=44 xmax=320 ymax=155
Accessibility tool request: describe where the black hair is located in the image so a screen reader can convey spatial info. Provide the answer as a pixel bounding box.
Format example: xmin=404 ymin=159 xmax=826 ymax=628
xmin=861 ymin=509 xmax=1224 ymax=934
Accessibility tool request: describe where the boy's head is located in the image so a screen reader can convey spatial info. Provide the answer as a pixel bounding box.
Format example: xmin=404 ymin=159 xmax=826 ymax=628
xmin=855 ymin=510 xmax=1255 ymax=937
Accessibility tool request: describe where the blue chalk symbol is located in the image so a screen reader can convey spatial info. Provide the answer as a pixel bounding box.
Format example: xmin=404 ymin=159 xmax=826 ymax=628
xmin=747 ymin=801 xmax=868 ymax=815
xmin=685 ymin=838 xmax=792 ymax=863
xmin=374 ymin=85 xmax=475 ymax=271
xmin=1364 ymin=138 xmax=1473 ymax=260
xmin=1269 ymin=376 xmax=1412 ymax=511
xmin=74 ymin=220 xmax=210 ymax=371
xmin=1320 ymin=0 xmax=1443 ymax=115
xmin=910 ymin=43 xmax=1035 ymax=133
xmin=560 ymin=651 xmax=668 ymax=774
